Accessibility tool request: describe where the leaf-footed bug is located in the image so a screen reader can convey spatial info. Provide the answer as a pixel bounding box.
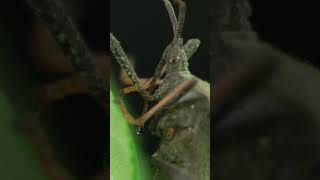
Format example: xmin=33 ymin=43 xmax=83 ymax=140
xmin=110 ymin=0 xmax=210 ymax=179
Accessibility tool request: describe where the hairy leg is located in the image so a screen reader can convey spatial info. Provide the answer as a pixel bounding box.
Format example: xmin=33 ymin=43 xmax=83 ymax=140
xmin=110 ymin=33 xmax=154 ymax=101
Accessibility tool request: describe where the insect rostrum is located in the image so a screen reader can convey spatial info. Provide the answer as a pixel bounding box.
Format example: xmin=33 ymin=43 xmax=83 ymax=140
xmin=110 ymin=0 xmax=210 ymax=179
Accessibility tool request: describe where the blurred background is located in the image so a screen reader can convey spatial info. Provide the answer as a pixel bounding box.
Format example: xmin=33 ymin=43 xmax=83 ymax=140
xmin=250 ymin=0 xmax=320 ymax=66
xmin=213 ymin=0 xmax=320 ymax=180
xmin=0 ymin=0 xmax=107 ymax=179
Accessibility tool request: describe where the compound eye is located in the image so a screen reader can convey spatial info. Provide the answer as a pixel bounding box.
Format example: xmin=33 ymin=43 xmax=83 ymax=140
xmin=169 ymin=53 xmax=182 ymax=63
xmin=169 ymin=58 xmax=177 ymax=63
xmin=164 ymin=127 xmax=175 ymax=140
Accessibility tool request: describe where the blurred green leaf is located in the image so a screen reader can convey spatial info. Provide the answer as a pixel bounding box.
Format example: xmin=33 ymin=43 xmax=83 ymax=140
xmin=0 ymin=92 xmax=46 ymax=180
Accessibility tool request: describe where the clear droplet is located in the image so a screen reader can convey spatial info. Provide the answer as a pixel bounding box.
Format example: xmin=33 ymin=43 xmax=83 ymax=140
xmin=136 ymin=127 xmax=142 ymax=135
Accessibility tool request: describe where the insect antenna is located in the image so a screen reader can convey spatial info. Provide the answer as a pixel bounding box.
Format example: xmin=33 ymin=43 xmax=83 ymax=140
xmin=143 ymin=0 xmax=188 ymax=112
xmin=175 ymin=0 xmax=186 ymax=39
xmin=147 ymin=0 xmax=187 ymax=94
xmin=163 ymin=0 xmax=186 ymax=40
xmin=163 ymin=0 xmax=178 ymax=39
xmin=142 ymin=0 xmax=179 ymax=100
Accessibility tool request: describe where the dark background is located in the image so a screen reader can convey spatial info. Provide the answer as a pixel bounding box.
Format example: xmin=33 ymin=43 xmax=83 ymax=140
xmin=110 ymin=0 xmax=320 ymax=89
xmin=250 ymin=1 xmax=320 ymax=67
xmin=0 ymin=0 xmax=107 ymax=179
xmin=110 ymin=0 xmax=210 ymax=81
xmin=213 ymin=1 xmax=320 ymax=180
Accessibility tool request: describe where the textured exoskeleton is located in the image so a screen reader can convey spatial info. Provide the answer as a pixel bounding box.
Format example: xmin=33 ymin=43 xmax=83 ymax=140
xmin=110 ymin=0 xmax=210 ymax=179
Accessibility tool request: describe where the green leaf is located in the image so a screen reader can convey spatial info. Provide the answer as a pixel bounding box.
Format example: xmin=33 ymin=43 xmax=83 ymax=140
xmin=110 ymin=75 xmax=152 ymax=180
xmin=0 ymin=92 xmax=46 ymax=180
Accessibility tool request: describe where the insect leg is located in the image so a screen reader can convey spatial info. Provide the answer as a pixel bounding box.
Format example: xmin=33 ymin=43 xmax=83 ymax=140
xmin=183 ymin=38 xmax=201 ymax=60
xmin=119 ymin=82 xmax=152 ymax=95
xmin=145 ymin=58 xmax=167 ymax=95
xmin=17 ymin=113 xmax=74 ymax=180
xmin=118 ymin=62 xmax=163 ymax=97
xmin=117 ymin=57 xmax=163 ymax=96
xmin=136 ymin=80 xmax=197 ymax=126
xmin=143 ymin=57 xmax=167 ymax=113
xmin=115 ymin=98 xmax=141 ymax=126
xmin=119 ymin=67 xmax=164 ymax=87
xmin=110 ymin=33 xmax=154 ymax=101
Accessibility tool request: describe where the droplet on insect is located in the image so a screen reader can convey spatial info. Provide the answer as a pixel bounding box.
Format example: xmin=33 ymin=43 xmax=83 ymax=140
xmin=136 ymin=127 xmax=142 ymax=135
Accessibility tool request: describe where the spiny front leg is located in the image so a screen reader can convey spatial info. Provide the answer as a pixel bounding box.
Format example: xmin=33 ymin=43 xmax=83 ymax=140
xmin=115 ymin=98 xmax=142 ymax=126
xmin=110 ymin=33 xmax=154 ymax=101
xmin=143 ymin=59 xmax=167 ymax=98
xmin=183 ymin=38 xmax=201 ymax=60
xmin=119 ymin=81 xmax=163 ymax=96
xmin=139 ymin=63 xmax=167 ymax=114
xmin=118 ymin=60 xmax=164 ymax=96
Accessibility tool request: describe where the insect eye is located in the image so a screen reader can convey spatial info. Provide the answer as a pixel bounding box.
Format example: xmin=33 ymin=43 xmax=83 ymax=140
xmin=169 ymin=54 xmax=181 ymax=63
xmin=169 ymin=58 xmax=176 ymax=63
xmin=164 ymin=127 xmax=175 ymax=140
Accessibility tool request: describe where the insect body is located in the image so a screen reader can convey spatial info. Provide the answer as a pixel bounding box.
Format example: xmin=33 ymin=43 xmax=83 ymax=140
xmin=110 ymin=0 xmax=210 ymax=179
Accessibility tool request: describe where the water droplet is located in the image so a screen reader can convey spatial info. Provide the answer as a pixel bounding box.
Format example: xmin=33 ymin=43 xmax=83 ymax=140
xmin=136 ymin=127 xmax=142 ymax=135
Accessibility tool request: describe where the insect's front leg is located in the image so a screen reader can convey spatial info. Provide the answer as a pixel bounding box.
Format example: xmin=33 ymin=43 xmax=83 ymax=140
xmin=183 ymin=39 xmax=201 ymax=59
xmin=146 ymin=58 xmax=167 ymax=95
xmin=110 ymin=33 xmax=155 ymax=101
xmin=118 ymin=68 xmax=164 ymax=96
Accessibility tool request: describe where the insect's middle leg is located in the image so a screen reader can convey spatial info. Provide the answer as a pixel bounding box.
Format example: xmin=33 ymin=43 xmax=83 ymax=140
xmin=136 ymin=80 xmax=197 ymax=126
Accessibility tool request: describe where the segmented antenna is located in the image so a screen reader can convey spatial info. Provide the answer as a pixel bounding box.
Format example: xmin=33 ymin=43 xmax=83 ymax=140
xmin=163 ymin=0 xmax=186 ymax=40
xmin=175 ymin=0 xmax=186 ymax=39
xmin=148 ymin=0 xmax=187 ymax=92
xmin=163 ymin=0 xmax=178 ymax=38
